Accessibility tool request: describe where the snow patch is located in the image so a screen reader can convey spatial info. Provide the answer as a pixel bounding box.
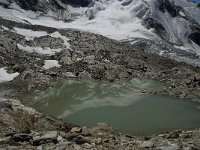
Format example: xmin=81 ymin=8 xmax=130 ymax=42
xmin=174 ymin=41 xmax=200 ymax=56
xmin=0 ymin=68 xmax=19 ymax=83
xmin=179 ymin=11 xmax=186 ymax=17
xmin=13 ymin=29 xmax=71 ymax=55
xmin=49 ymin=32 xmax=70 ymax=48
xmin=43 ymin=60 xmax=61 ymax=70
xmin=13 ymin=28 xmax=71 ymax=50
xmin=14 ymin=27 xmax=48 ymax=41
xmin=1 ymin=26 xmax=9 ymax=30
xmin=17 ymin=44 xmax=62 ymax=55
xmin=159 ymin=50 xmax=165 ymax=56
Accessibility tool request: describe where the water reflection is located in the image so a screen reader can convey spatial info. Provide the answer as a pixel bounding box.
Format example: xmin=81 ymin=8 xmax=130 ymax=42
xmin=33 ymin=79 xmax=160 ymax=117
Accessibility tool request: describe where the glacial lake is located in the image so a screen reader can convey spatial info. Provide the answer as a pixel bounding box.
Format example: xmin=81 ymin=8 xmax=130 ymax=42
xmin=31 ymin=79 xmax=200 ymax=135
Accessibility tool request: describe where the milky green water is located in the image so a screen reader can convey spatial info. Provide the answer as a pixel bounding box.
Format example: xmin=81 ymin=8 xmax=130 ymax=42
xmin=31 ymin=79 xmax=200 ymax=135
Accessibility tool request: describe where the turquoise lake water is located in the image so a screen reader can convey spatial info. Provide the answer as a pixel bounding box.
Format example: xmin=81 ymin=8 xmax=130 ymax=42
xmin=31 ymin=79 xmax=200 ymax=135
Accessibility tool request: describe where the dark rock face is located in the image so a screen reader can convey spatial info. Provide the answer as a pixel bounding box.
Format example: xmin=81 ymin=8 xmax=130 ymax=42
xmin=0 ymin=0 xmax=68 ymax=13
xmin=16 ymin=0 xmax=39 ymax=11
xmin=144 ymin=18 xmax=166 ymax=39
xmin=163 ymin=0 xmax=178 ymax=17
xmin=6 ymin=0 xmax=92 ymax=12
xmin=138 ymin=0 xmax=200 ymax=66
xmin=63 ymin=0 xmax=92 ymax=7
xmin=136 ymin=0 xmax=199 ymax=51
xmin=189 ymin=31 xmax=200 ymax=46
xmin=157 ymin=0 xmax=178 ymax=17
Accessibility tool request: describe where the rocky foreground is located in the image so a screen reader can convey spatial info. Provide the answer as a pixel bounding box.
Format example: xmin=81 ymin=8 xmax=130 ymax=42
xmin=0 ymin=18 xmax=200 ymax=149
xmin=0 ymin=98 xmax=200 ymax=150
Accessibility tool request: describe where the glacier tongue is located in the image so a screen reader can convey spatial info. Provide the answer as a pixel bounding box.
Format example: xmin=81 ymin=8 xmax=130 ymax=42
xmin=0 ymin=0 xmax=200 ymax=66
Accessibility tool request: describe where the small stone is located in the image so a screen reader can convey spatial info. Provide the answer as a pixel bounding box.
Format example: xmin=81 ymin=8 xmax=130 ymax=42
xmin=74 ymin=144 xmax=81 ymax=150
xmin=0 ymin=136 xmax=10 ymax=144
xmin=141 ymin=90 xmax=147 ymax=93
xmin=78 ymin=71 xmax=92 ymax=80
xmin=74 ymin=135 xmax=91 ymax=145
xmin=172 ymin=67 xmax=179 ymax=72
xmin=57 ymin=135 xmax=63 ymax=142
xmin=65 ymin=132 xmax=79 ymax=141
xmin=32 ymin=131 xmax=58 ymax=146
xmin=96 ymin=138 xmax=102 ymax=144
xmin=191 ymin=146 xmax=200 ymax=150
xmin=12 ymin=133 xmax=32 ymax=142
xmin=37 ymin=145 xmax=43 ymax=150
xmin=167 ymin=131 xmax=180 ymax=139
xmin=158 ymin=134 xmax=166 ymax=138
xmin=60 ymin=56 xmax=73 ymax=65
xmin=83 ymin=143 xmax=93 ymax=149
xmin=180 ymin=133 xmax=191 ymax=139
xmin=103 ymin=59 xmax=110 ymax=63
xmin=140 ymin=141 xmax=154 ymax=148
xmin=0 ymin=101 xmax=12 ymax=110
xmin=144 ymin=136 xmax=151 ymax=141
xmin=62 ymin=72 xmax=76 ymax=78
xmin=56 ymin=141 xmax=71 ymax=149
xmin=71 ymin=127 xmax=82 ymax=133
xmin=171 ymin=84 xmax=175 ymax=88
xmin=156 ymin=144 xmax=178 ymax=150
xmin=125 ymin=134 xmax=134 ymax=138
xmin=83 ymin=55 xmax=95 ymax=65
